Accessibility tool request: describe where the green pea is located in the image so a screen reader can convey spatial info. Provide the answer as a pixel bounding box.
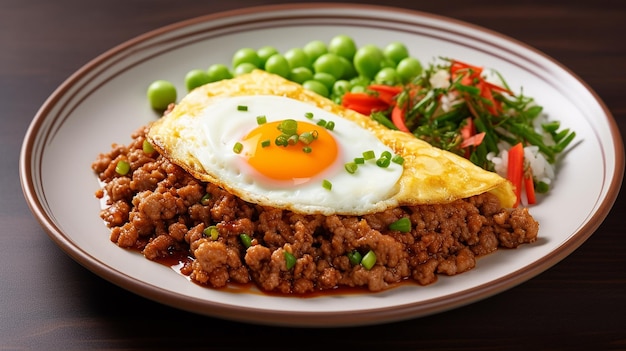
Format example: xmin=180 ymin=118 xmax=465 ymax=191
xmin=146 ymin=80 xmax=176 ymax=110
xmin=313 ymin=72 xmax=336 ymax=90
xmin=331 ymin=79 xmax=351 ymax=98
xmin=207 ymin=63 xmax=233 ymax=82
xmin=380 ymin=57 xmax=396 ymax=69
xmin=350 ymin=84 xmax=366 ymax=93
xmin=264 ymin=53 xmax=290 ymax=78
xmin=383 ymin=41 xmax=410 ymax=65
xmin=303 ymin=40 xmax=327 ymax=63
xmin=302 ymin=80 xmax=329 ymax=97
xmin=312 ymin=53 xmax=345 ymax=79
xmin=142 ymin=139 xmax=155 ymax=154
xmin=374 ymin=67 xmax=399 ymax=85
xmin=396 ymin=57 xmax=423 ymax=83
xmin=353 ymin=44 xmax=384 ymax=79
xmin=350 ymin=75 xmax=371 ymax=89
xmin=289 ymin=66 xmax=314 ymax=84
xmin=233 ymin=62 xmax=257 ymax=76
xmin=232 ymin=48 xmax=262 ymax=69
xmin=328 ymin=34 xmax=357 ymax=60
xmin=338 ymin=56 xmax=357 ymax=80
xmin=257 ymin=45 xmax=279 ymax=67
xmin=184 ymin=69 xmax=211 ymax=92
xmin=115 ymin=160 xmax=130 ymax=176
xmin=284 ymin=47 xmax=311 ymax=69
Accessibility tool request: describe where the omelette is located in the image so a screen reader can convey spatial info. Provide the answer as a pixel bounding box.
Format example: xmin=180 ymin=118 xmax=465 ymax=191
xmin=147 ymin=70 xmax=516 ymax=215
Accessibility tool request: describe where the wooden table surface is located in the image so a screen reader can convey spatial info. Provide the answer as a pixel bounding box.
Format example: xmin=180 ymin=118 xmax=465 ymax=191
xmin=2 ymin=0 xmax=625 ymax=349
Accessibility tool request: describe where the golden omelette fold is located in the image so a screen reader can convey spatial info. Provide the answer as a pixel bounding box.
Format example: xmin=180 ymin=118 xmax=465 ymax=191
xmin=148 ymin=70 xmax=517 ymax=211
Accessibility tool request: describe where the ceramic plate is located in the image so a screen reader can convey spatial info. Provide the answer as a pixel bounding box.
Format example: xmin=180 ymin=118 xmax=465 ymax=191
xmin=20 ymin=4 xmax=624 ymax=327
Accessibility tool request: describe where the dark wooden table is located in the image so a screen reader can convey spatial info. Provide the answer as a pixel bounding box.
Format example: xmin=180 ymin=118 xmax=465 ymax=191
xmin=3 ymin=0 xmax=625 ymax=349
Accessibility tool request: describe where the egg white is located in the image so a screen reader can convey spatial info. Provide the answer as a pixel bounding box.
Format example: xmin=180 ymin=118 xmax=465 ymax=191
xmin=171 ymin=95 xmax=404 ymax=215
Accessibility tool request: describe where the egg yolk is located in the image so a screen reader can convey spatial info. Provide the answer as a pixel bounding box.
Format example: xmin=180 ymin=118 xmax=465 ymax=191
xmin=239 ymin=120 xmax=338 ymax=182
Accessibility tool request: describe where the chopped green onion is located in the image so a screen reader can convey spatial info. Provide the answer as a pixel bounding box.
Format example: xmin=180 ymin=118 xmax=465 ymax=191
xmin=142 ymin=140 xmax=155 ymax=154
xmin=287 ymin=134 xmax=299 ymax=145
xmin=316 ymin=119 xmax=327 ymax=127
xmin=304 ymin=112 xmax=314 ymax=119
xmin=261 ymin=139 xmax=271 ymax=148
xmin=302 ymin=146 xmax=312 ymax=153
xmin=256 ymin=115 xmax=267 ymax=125
xmin=299 ymin=131 xmax=315 ymax=144
xmin=381 ymin=150 xmax=392 ymax=159
xmin=275 ymin=135 xmax=289 ymax=147
xmin=347 ymin=250 xmax=362 ymax=265
xmin=233 ymin=142 xmax=243 ymax=154
xmin=376 ymin=157 xmax=391 ymax=168
xmin=284 ymin=251 xmax=297 ymax=270
xmin=363 ymin=150 xmax=375 ymax=160
xmin=237 ymin=105 xmax=248 ymax=111
xmin=200 ymin=193 xmax=212 ymax=206
xmin=240 ymin=233 xmax=252 ymax=248
xmin=278 ymin=119 xmax=298 ymax=136
xmin=391 ymin=154 xmax=405 ymax=165
xmin=325 ymin=121 xmax=335 ymax=131
xmin=203 ymin=225 xmax=219 ymax=240
xmin=354 ymin=157 xmax=365 ymax=164
xmin=322 ymin=179 xmax=332 ymax=190
xmin=389 ymin=217 xmax=411 ymax=232
xmin=344 ymin=162 xmax=358 ymax=174
xmin=361 ymin=250 xmax=377 ymax=270
xmin=115 ymin=160 xmax=130 ymax=175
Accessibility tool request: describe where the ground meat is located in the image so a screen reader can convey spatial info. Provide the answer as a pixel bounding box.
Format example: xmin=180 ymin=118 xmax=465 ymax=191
xmin=92 ymin=126 xmax=539 ymax=294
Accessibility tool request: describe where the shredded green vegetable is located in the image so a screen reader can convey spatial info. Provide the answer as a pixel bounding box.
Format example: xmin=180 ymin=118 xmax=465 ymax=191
xmin=363 ymin=58 xmax=576 ymax=195
xmin=405 ymin=59 xmax=573 ymax=164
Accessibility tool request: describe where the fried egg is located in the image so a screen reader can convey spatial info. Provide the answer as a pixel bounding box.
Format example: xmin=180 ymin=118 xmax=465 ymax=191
xmin=148 ymin=70 xmax=516 ymax=215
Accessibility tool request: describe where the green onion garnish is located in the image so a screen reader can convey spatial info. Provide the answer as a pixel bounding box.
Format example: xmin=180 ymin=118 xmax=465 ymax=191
xmin=316 ymin=119 xmax=327 ymax=127
xmin=287 ymin=134 xmax=299 ymax=145
xmin=362 ymin=150 xmax=375 ymax=160
xmin=392 ymin=155 xmax=405 ymax=165
xmin=203 ymin=225 xmax=219 ymax=240
xmin=345 ymin=162 xmax=358 ymax=174
xmin=261 ymin=139 xmax=271 ymax=148
xmin=240 ymin=233 xmax=252 ymax=248
xmin=233 ymin=142 xmax=243 ymax=154
xmin=237 ymin=105 xmax=248 ymax=111
xmin=388 ymin=217 xmax=411 ymax=232
xmin=304 ymin=112 xmax=314 ymax=119
xmin=354 ymin=157 xmax=365 ymax=164
xmin=200 ymin=193 xmax=212 ymax=206
xmin=361 ymin=250 xmax=377 ymax=270
xmin=115 ymin=160 xmax=130 ymax=175
xmin=278 ymin=119 xmax=298 ymax=136
xmin=376 ymin=157 xmax=391 ymax=168
xmin=299 ymin=131 xmax=315 ymax=144
xmin=381 ymin=150 xmax=392 ymax=159
xmin=256 ymin=115 xmax=267 ymax=125
xmin=302 ymin=146 xmax=312 ymax=153
xmin=325 ymin=121 xmax=335 ymax=131
xmin=322 ymin=179 xmax=332 ymax=190
xmin=284 ymin=251 xmax=297 ymax=270
xmin=275 ymin=135 xmax=288 ymax=147
xmin=347 ymin=250 xmax=362 ymax=265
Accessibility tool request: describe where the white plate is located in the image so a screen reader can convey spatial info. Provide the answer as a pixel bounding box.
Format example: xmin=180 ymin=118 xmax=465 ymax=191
xmin=20 ymin=4 xmax=624 ymax=327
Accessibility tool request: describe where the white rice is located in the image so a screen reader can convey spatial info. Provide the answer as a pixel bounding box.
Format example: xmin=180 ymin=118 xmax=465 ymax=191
xmin=488 ymin=143 xmax=555 ymax=185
